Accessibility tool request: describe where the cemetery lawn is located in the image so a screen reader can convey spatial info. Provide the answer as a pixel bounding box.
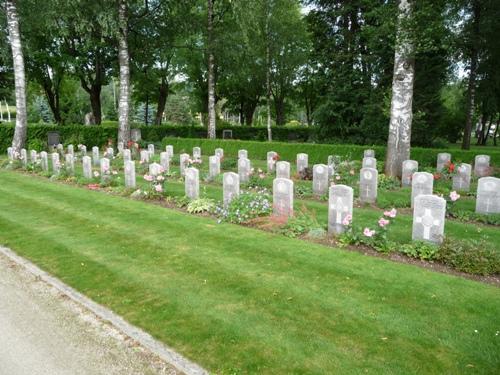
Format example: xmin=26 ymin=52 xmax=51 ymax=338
xmin=0 ymin=170 xmax=499 ymax=374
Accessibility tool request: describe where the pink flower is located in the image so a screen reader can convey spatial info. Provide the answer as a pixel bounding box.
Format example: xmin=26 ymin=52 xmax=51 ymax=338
xmin=449 ymin=191 xmax=460 ymax=202
xmin=157 ymin=175 xmax=165 ymax=181
xmin=363 ymin=227 xmax=375 ymax=237
xmin=342 ymin=214 xmax=352 ymax=226
xmin=154 ymin=184 xmax=163 ymax=193
xmin=143 ymin=174 xmax=153 ymax=182
xmin=378 ymin=218 xmax=390 ymax=227
xmin=93 ymin=171 xmax=100 ymax=177
xmin=383 ymin=208 xmax=397 ymax=218
xmin=259 ymin=173 xmax=266 ymax=179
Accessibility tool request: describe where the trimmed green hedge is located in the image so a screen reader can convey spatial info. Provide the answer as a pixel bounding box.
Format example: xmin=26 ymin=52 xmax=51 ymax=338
xmin=161 ymin=137 xmax=500 ymax=168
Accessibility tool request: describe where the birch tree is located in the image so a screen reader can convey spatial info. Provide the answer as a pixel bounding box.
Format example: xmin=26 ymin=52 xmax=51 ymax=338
xmin=385 ymin=0 xmax=414 ymax=178
xmin=5 ymin=0 xmax=27 ymax=151
xmin=207 ymin=0 xmax=216 ymax=139
xmin=117 ymin=0 xmax=130 ymax=144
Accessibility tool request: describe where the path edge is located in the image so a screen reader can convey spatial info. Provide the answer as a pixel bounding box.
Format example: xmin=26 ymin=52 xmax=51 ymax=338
xmin=0 ymin=245 xmax=209 ymax=375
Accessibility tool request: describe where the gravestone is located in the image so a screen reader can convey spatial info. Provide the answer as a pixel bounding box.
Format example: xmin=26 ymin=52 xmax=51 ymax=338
xmin=412 ymin=195 xmax=446 ymax=244
xmin=362 ymin=157 xmax=377 ymax=169
xmin=92 ymin=146 xmax=100 ymax=166
xmin=313 ymin=164 xmax=329 ymax=196
xmin=402 ymin=160 xmax=418 ymax=187
xmin=411 ymin=172 xmax=434 ymax=207
xmin=7 ymin=147 xmax=13 ymax=160
xmin=106 ymin=147 xmax=114 ymax=159
xmin=160 ymin=152 xmax=170 ymax=174
xmin=364 ymin=149 xmax=375 ymax=158
xmin=215 ymin=148 xmax=224 ymax=159
xmin=193 ymin=147 xmax=201 ymax=160
xmin=47 ymin=131 xmax=60 ymax=147
xmin=80 ymin=145 xmax=87 ymax=156
xmin=273 ymin=178 xmax=294 ymax=217
xmin=276 ymin=161 xmax=290 ymax=179
xmin=209 ymin=155 xmax=220 ymax=180
xmin=123 ymin=149 xmax=131 ymax=163
xmin=56 ymin=143 xmax=64 ymax=155
xmin=82 ymin=156 xmax=92 ymax=179
xmin=359 ymin=167 xmax=378 ymax=203
xmin=223 ymin=172 xmax=239 ymax=208
xmin=149 ymin=162 xmax=163 ymax=176
xmin=452 ymin=163 xmax=471 ymax=192
xmin=30 ymin=150 xmax=37 ymax=163
xmin=40 ymin=152 xmax=48 ymax=171
xmin=100 ymin=158 xmax=110 ymax=175
xmin=238 ymin=157 xmax=251 ymax=183
xmin=65 ymin=154 xmax=75 ymax=175
xmin=67 ymin=144 xmax=74 ymax=156
xmin=476 ymin=177 xmax=500 ymax=214
xmin=474 ymin=155 xmax=490 ymax=177
xmin=436 ymin=153 xmax=451 ymax=172
xmin=185 ymin=167 xmax=199 ymax=199
xmin=124 ymin=160 xmax=136 ymax=188
xmin=238 ymin=149 xmax=248 ymax=159
xmin=179 ymin=153 xmax=190 ymax=176
xmin=130 ymin=128 xmax=141 ymax=142
xmin=328 ymin=184 xmax=353 ymax=235
xmin=117 ymin=142 xmax=124 ymax=154
xmin=51 ymin=153 xmax=60 ymax=175
xmin=296 ymin=153 xmax=308 ymax=174
xmin=327 ymin=155 xmax=335 ymax=179
xmin=147 ymin=144 xmax=155 ymax=157
xmin=165 ymin=145 xmax=174 ymax=158
xmin=20 ymin=149 xmax=27 ymax=167
xmin=267 ymin=151 xmax=278 ymax=173
xmin=222 ymin=129 xmax=233 ymax=139
xmin=140 ymin=150 xmax=150 ymax=164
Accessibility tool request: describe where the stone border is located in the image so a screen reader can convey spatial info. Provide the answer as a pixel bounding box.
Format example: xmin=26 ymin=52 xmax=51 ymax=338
xmin=0 ymin=246 xmax=208 ymax=375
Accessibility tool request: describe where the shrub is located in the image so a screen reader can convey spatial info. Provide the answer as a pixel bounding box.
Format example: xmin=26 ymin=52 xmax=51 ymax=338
xmin=280 ymin=208 xmax=325 ymax=238
xmin=400 ymin=241 xmax=439 ymax=260
xmin=186 ymin=198 xmax=216 ymax=214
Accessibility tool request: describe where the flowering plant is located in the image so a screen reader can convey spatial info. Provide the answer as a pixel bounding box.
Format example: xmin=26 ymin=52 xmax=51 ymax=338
xmin=435 ymin=161 xmax=456 ymax=181
xmin=94 ymin=165 xmax=120 ymax=187
xmin=142 ymin=171 xmax=166 ymax=198
xmin=215 ymin=191 xmax=272 ymax=224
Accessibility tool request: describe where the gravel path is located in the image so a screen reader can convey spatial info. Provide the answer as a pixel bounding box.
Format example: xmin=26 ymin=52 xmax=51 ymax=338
xmin=0 ymin=252 xmax=180 ymax=375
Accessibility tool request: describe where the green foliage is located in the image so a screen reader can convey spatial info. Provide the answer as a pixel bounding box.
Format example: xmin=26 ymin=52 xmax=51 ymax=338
xmin=186 ymin=198 xmax=216 ymax=214
xmin=281 ymin=209 xmax=324 ymax=238
xmin=378 ymin=174 xmax=401 ymax=191
xmin=216 ymin=191 xmax=271 ymax=224
xmin=400 ymin=241 xmax=439 ymax=261
xmin=448 ymin=209 xmax=500 ymax=226
xmin=220 ymin=157 xmax=237 ymax=170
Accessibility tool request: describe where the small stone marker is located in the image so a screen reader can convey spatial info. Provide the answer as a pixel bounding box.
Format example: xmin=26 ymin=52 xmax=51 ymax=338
xmin=328 ymin=184 xmax=353 ymax=235
xmin=238 ymin=157 xmax=251 ymax=183
xmin=140 ymin=150 xmax=150 ymax=164
xmin=296 ymin=153 xmax=308 ymax=174
xmin=411 ymin=172 xmax=434 ymax=207
xmin=313 ymin=164 xmax=329 ymax=196
xmin=402 ymin=160 xmax=418 ymax=187
xmin=149 ymin=162 xmax=163 ymax=176
xmin=92 ymin=147 xmax=99 ymax=166
xmin=452 ymin=163 xmax=471 ymax=191
xmin=160 ymin=152 xmax=170 ymax=173
xmin=123 ymin=149 xmax=131 ymax=163
xmin=65 ymin=154 xmax=75 ymax=175
xmin=80 ymin=145 xmax=87 ymax=156
xmin=215 ymin=148 xmax=224 ymax=159
xmin=179 ymin=153 xmax=190 ymax=176
xmin=364 ymin=149 xmax=375 ymax=158
xmin=147 ymin=144 xmax=155 ymax=157
xmin=359 ymin=167 xmax=378 ymax=203
xmin=436 ymin=153 xmax=451 ymax=172
xmin=276 ymin=161 xmax=290 ymax=179
xmin=412 ymin=194 xmax=446 ymax=244
xmin=273 ymin=178 xmax=294 ymax=217
xmin=185 ymin=167 xmax=199 ymax=199
xmin=209 ymin=155 xmax=220 ymax=179
xmin=327 ymin=155 xmax=335 ymax=178
xmin=67 ymin=144 xmax=74 ymax=156
xmin=106 ymin=147 xmax=114 ymax=159
xmin=100 ymin=158 xmax=110 ymax=175
xmin=40 ymin=152 xmax=48 ymax=171
xmin=30 ymin=150 xmax=37 ymax=163
xmin=124 ymin=160 xmax=136 ymax=188
xmin=56 ymin=143 xmax=64 ymax=155
xmin=20 ymin=149 xmax=27 ymax=167
xmin=223 ymin=172 xmax=239 ymax=208
xmin=82 ymin=156 xmax=92 ymax=179
xmin=238 ymin=149 xmax=248 ymax=159
xmin=362 ymin=157 xmax=376 ymax=169
xmin=51 ymin=153 xmax=60 ymax=175
xmin=193 ymin=147 xmax=201 ymax=160
xmin=476 ymin=177 xmax=500 ymax=214
xmin=474 ymin=155 xmax=490 ymax=177
xmin=165 ymin=145 xmax=174 ymax=158
xmin=267 ymin=151 xmax=278 ymax=173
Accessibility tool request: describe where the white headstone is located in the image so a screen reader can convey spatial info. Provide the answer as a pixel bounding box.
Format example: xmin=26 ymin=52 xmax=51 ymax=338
xmin=140 ymin=150 xmax=150 ymax=164
xmin=65 ymin=154 xmax=75 ymax=175
xmin=20 ymin=149 xmax=27 ymax=167
xmin=82 ymin=156 xmax=92 ymax=179
xmin=100 ymin=158 xmax=110 ymax=176
xmin=267 ymin=151 xmax=278 ymax=173
xmin=106 ymin=147 xmax=114 ymax=159
xmin=238 ymin=149 xmax=248 ymax=159
xmin=359 ymin=167 xmax=378 ymax=204
xmin=238 ymin=157 xmax=251 ymax=183
xmin=149 ymin=162 xmax=163 ymax=176
xmin=40 ymin=151 xmax=48 ymax=171
xmin=123 ymin=149 xmax=131 ymax=163
xmin=296 ymin=153 xmax=308 ymax=174
xmin=452 ymin=163 xmax=471 ymax=192
xmin=185 ymin=167 xmax=199 ymax=199
xmin=30 ymin=150 xmax=37 ymax=163
xmin=436 ymin=153 xmax=451 ymax=172
xmin=215 ymin=148 xmax=224 ymax=159
xmin=362 ymin=157 xmax=376 ymax=169
xmin=67 ymin=144 xmax=74 ymax=156
xmin=165 ymin=145 xmax=174 ymax=158
xmin=147 ymin=144 xmax=155 ymax=157
xmin=276 ymin=161 xmax=290 ymax=179
xmin=51 ymin=153 xmax=60 ymax=175
xmin=179 ymin=153 xmax=190 ymax=177
xmin=80 ymin=145 xmax=87 ymax=156
xmin=209 ymin=155 xmax=220 ymax=179
xmin=7 ymin=147 xmax=13 ymax=160
xmin=474 ymin=155 xmax=490 ymax=177
xmin=273 ymin=178 xmax=294 ymax=217
xmin=402 ymin=160 xmax=418 ymax=187
xmin=124 ymin=160 xmax=136 ymax=188
xmin=193 ymin=147 xmax=201 ymax=160
xmin=92 ymin=146 xmax=100 ymax=166
xmin=412 ymin=195 xmax=446 ymax=244
xmin=117 ymin=142 xmax=124 ymax=154
xmin=328 ymin=184 xmax=353 ymax=235
xmin=160 ymin=152 xmax=170 ymax=174
xmin=411 ymin=172 xmax=434 ymax=207
xmin=223 ymin=172 xmax=239 ymax=208
xmin=327 ymin=155 xmax=335 ymax=178
xmin=364 ymin=149 xmax=375 ymax=158
xmin=313 ymin=164 xmax=329 ymax=196
xmin=476 ymin=177 xmax=500 ymax=214
xmin=56 ymin=143 xmax=64 ymax=155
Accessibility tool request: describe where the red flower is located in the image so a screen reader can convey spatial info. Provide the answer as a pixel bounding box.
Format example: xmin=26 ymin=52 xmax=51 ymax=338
xmin=273 ymin=153 xmax=280 ymax=161
xmin=447 ymin=162 xmax=455 ymax=173
xmin=87 ymin=184 xmax=100 ymax=190
xmin=433 ymin=173 xmax=441 ymax=180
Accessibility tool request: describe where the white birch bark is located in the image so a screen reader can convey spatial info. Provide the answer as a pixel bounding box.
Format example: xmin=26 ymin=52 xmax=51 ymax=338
xmin=6 ymin=0 xmax=27 ymax=152
xmin=385 ymin=0 xmax=414 ymax=178
xmin=207 ymin=0 xmax=216 ymax=139
xmin=117 ymin=0 xmax=130 ymax=144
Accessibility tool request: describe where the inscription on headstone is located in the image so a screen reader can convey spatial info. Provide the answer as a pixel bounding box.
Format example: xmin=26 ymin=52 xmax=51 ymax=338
xmin=328 ymin=185 xmax=353 ymax=235
xmin=412 ymin=195 xmax=446 ymax=244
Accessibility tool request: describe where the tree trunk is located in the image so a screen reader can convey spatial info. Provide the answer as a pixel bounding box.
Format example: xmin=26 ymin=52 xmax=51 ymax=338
xmin=88 ymin=85 xmax=102 ymax=124
xmin=476 ymin=114 xmax=487 ymax=145
xmin=154 ymin=79 xmax=168 ymax=125
xmin=385 ymin=0 xmax=415 ymax=178
xmin=493 ymin=118 xmax=499 ymax=146
xmin=6 ymin=0 xmax=27 ymax=152
xmin=42 ymin=73 xmax=63 ymax=124
xmin=207 ymin=0 xmax=216 ymax=139
xmin=266 ymin=2 xmax=272 ymax=141
xmin=462 ymin=0 xmax=480 ymax=150
xmin=274 ymin=96 xmax=285 ymax=125
xmin=244 ymin=101 xmax=257 ymax=126
xmin=482 ymin=115 xmax=494 ymax=145
xmin=117 ymin=0 xmax=130 ymax=143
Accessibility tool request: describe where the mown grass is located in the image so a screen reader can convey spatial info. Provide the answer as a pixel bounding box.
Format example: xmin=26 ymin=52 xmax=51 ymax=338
xmin=0 ymin=169 xmax=499 ymax=374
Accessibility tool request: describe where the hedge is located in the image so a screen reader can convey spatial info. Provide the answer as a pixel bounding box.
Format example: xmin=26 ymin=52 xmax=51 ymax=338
xmin=160 ymin=137 xmax=500 ymax=168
